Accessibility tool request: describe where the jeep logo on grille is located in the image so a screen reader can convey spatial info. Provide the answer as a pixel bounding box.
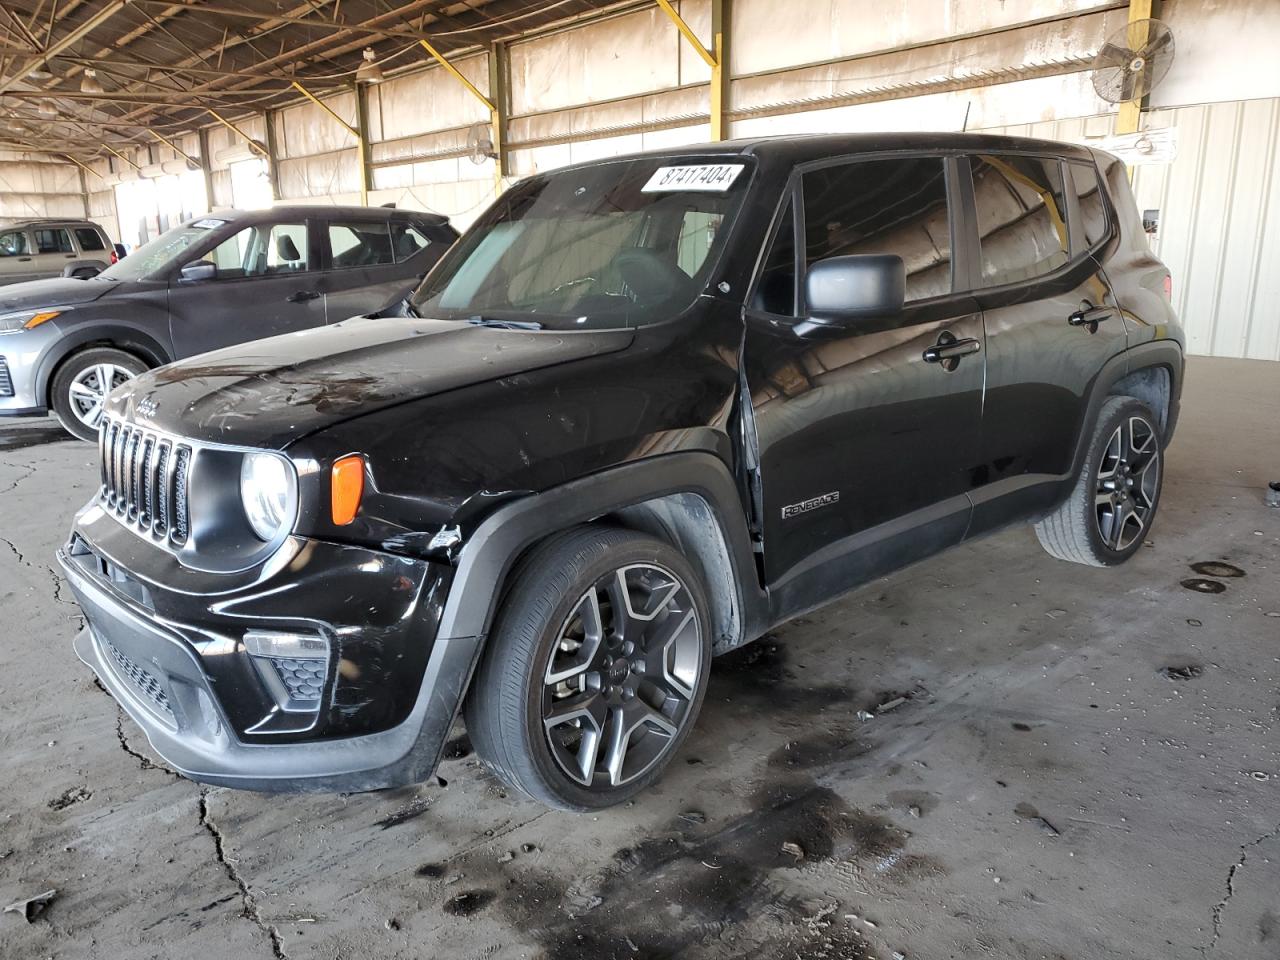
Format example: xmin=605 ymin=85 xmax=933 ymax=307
xmin=136 ymin=395 xmax=158 ymax=419
xmin=781 ymin=491 xmax=839 ymax=519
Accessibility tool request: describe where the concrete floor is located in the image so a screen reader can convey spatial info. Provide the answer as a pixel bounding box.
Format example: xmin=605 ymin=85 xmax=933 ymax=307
xmin=1 ymin=355 xmax=1277 ymax=960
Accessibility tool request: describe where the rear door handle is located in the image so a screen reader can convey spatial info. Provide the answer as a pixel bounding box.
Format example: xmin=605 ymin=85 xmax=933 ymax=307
xmin=287 ymin=290 xmax=321 ymax=303
xmin=923 ymin=336 xmax=981 ymax=366
xmin=1068 ymin=305 xmax=1117 ymax=327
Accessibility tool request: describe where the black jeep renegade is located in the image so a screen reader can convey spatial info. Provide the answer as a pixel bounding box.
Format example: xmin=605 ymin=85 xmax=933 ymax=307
xmin=60 ymin=133 xmax=1183 ymax=811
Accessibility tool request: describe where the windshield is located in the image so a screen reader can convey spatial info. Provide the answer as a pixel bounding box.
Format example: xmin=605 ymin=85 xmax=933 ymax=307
xmin=97 ymin=217 xmax=229 ymax=281
xmin=411 ymin=157 xmax=753 ymax=329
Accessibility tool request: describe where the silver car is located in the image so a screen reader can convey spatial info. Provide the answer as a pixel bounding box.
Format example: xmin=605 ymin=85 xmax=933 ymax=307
xmin=0 ymin=218 xmax=116 ymax=285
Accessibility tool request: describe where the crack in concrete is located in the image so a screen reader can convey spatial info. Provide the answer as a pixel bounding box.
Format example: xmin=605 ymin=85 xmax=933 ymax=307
xmin=0 ymin=462 xmax=36 ymax=495
xmin=199 ymin=789 xmax=289 ymax=960
xmin=114 ymin=710 xmax=180 ymax=779
xmin=1206 ymin=822 xmax=1280 ymax=955
xmin=1 ymin=534 xmax=81 ymax=614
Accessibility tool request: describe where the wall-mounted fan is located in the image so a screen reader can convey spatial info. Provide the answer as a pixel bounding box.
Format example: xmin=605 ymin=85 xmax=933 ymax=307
xmin=466 ymin=121 xmax=495 ymax=165
xmin=1092 ymin=19 xmax=1175 ymax=103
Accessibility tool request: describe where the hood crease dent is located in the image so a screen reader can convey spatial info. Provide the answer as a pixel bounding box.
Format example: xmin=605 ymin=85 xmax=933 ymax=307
xmin=108 ymin=316 xmax=634 ymax=449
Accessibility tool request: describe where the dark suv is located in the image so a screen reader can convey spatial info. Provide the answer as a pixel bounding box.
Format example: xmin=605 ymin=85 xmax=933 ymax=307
xmin=0 ymin=206 xmax=455 ymax=440
xmin=59 ymin=134 xmax=1182 ymax=811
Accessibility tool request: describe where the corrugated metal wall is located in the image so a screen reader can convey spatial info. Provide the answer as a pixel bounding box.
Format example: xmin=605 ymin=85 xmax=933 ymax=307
xmin=985 ymin=97 xmax=1280 ymax=361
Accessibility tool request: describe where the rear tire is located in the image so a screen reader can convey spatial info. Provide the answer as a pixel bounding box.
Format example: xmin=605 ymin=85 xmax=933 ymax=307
xmin=465 ymin=526 xmax=712 ymax=811
xmin=51 ymin=347 xmax=146 ymax=442
xmin=1034 ymin=396 xmax=1163 ymax=566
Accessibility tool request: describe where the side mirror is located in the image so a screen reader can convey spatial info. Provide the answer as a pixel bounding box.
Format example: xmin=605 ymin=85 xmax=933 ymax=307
xmin=805 ymin=254 xmax=905 ymax=322
xmin=179 ymin=260 xmax=216 ymax=282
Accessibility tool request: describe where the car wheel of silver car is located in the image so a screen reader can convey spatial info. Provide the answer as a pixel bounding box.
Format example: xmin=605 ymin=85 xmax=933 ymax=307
xmin=1034 ymin=395 xmax=1164 ymax=567
xmin=466 ymin=526 xmax=712 ymax=811
xmin=51 ymin=347 xmax=147 ymax=442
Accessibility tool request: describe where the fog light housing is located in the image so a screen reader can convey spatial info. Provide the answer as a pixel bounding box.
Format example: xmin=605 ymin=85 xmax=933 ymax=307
xmin=244 ymin=630 xmax=328 ymax=713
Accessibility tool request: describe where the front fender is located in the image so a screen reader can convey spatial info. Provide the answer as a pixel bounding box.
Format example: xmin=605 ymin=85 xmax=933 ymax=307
xmin=369 ymin=449 xmax=767 ymax=790
xmin=34 ymin=319 xmax=173 ymax=407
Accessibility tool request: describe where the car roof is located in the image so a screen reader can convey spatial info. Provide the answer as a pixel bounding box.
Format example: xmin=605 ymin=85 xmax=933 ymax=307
xmin=546 ymin=131 xmax=1101 ymax=175
xmin=196 ymin=205 xmax=449 ymax=225
xmin=0 ymin=217 xmax=104 ymax=228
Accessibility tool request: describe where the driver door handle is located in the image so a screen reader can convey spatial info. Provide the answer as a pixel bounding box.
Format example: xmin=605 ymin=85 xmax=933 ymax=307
xmin=287 ymin=290 xmax=321 ymax=303
xmin=922 ymin=337 xmax=981 ymax=364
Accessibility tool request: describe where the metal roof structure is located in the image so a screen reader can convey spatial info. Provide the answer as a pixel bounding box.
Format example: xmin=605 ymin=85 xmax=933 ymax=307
xmin=0 ymin=0 xmax=627 ymax=158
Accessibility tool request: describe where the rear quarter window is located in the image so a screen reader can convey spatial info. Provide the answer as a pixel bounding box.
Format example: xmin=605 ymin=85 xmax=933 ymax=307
xmin=329 ymin=222 xmax=394 ymax=269
xmin=1066 ymin=162 xmax=1109 ymax=250
xmin=971 ymin=155 xmax=1070 ymax=288
xmin=74 ymin=227 xmax=106 ymax=252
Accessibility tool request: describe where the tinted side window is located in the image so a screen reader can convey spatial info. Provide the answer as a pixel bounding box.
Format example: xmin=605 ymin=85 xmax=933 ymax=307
xmin=35 ymin=228 xmax=74 ymax=254
xmin=391 ymin=223 xmax=428 ymax=263
xmin=74 ymin=227 xmax=106 ymax=252
xmin=206 ymin=222 xmax=308 ymax=279
xmin=972 ymin=155 xmax=1069 ymax=287
xmin=751 ymin=197 xmax=796 ymax=315
xmin=0 ymin=230 xmax=29 ymax=256
xmin=329 ymin=222 xmax=394 ymax=269
xmin=1067 ymin=161 xmax=1108 ymax=250
xmin=802 ymin=157 xmax=952 ymax=305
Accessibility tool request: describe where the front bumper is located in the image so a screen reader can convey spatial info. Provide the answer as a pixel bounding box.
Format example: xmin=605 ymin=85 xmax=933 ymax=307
xmin=0 ymin=322 xmax=60 ymax=414
xmin=60 ymin=509 xmax=481 ymax=792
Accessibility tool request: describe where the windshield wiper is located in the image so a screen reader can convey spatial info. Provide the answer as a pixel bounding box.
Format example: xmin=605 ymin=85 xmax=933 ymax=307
xmin=467 ymin=315 xmax=543 ymax=331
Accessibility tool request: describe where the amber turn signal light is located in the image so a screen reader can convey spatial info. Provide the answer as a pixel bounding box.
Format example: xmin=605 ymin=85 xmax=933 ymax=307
xmin=24 ymin=310 xmax=60 ymax=329
xmin=331 ymin=455 xmax=365 ymax=526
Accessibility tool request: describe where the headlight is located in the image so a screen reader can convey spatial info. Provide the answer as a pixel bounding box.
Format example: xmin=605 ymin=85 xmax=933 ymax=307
xmin=240 ymin=452 xmax=296 ymax=541
xmin=0 ymin=309 xmax=60 ymax=334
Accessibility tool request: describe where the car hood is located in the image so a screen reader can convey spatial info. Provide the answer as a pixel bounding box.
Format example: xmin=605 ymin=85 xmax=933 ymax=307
xmin=0 ymin=276 xmax=118 ymax=311
xmin=106 ymin=316 xmax=636 ymax=448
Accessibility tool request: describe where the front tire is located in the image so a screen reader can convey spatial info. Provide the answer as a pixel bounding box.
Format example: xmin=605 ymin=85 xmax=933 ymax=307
xmin=465 ymin=526 xmax=712 ymax=811
xmin=51 ymin=347 xmax=146 ymax=442
xmin=1035 ymin=395 xmax=1164 ymax=566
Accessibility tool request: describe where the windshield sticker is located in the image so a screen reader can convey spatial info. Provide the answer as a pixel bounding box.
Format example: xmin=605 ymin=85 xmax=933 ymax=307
xmin=641 ymin=164 xmax=745 ymax=193
xmin=191 ymin=218 xmax=228 ymax=229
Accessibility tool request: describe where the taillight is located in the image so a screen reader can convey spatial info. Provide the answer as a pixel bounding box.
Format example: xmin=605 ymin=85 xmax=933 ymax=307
xmin=109 ymin=249 xmax=118 ymax=264
xmin=1162 ymin=274 xmax=1172 ymax=300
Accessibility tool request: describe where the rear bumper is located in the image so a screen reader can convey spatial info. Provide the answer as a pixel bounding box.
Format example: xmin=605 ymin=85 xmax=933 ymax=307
xmin=59 ymin=514 xmax=480 ymax=793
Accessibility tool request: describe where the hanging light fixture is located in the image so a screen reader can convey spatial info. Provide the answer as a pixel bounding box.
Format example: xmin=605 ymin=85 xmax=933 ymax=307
xmin=37 ymin=99 xmax=57 ymax=118
xmin=355 ymin=48 xmax=384 ymax=84
xmin=81 ymin=68 xmax=104 ymax=94
xmin=27 ymin=63 xmax=54 ymax=81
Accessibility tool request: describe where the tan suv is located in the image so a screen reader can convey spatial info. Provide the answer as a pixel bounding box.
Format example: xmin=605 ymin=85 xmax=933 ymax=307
xmin=0 ymin=218 xmax=116 ymax=285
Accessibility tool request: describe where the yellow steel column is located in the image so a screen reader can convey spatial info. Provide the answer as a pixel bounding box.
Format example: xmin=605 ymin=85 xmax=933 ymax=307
xmin=147 ymin=129 xmax=201 ymax=170
xmin=418 ymin=38 xmax=502 ymax=197
xmin=64 ymin=153 xmax=106 ymax=184
xmin=103 ymin=143 xmax=142 ymax=172
xmin=488 ymin=40 xmax=510 ymax=196
xmin=206 ymin=109 xmax=270 ymax=158
xmin=290 ymin=80 xmax=367 ymax=204
xmin=710 ymin=0 xmax=728 ymax=141
xmin=655 ymin=0 xmax=723 ymax=140
xmin=1115 ymin=0 xmax=1158 ymax=135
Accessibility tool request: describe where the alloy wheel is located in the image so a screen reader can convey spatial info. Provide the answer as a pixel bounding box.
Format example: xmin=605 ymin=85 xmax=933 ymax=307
xmin=541 ymin=563 xmax=702 ymax=788
xmin=1095 ymin=415 xmax=1160 ymax=551
xmin=68 ymin=363 xmax=134 ymax=430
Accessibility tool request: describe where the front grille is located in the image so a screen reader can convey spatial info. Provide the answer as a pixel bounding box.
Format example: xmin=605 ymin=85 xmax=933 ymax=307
xmin=0 ymin=357 xmax=12 ymax=397
xmin=100 ymin=417 xmax=190 ymax=545
xmin=102 ymin=636 xmax=173 ymax=720
xmin=271 ymin=658 xmax=326 ymax=703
